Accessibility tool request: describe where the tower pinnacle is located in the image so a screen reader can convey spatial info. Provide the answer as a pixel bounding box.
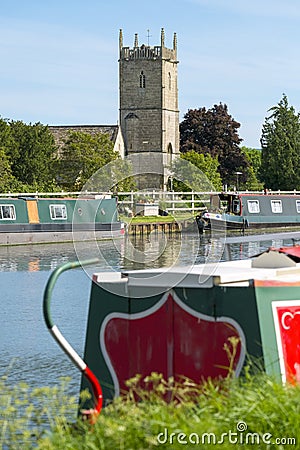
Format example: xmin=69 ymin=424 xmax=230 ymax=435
xmin=134 ymin=33 xmax=138 ymax=47
xmin=119 ymin=29 xmax=123 ymax=50
xmin=173 ymin=32 xmax=177 ymax=52
xmin=161 ymin=28 xmax=165 ymax=47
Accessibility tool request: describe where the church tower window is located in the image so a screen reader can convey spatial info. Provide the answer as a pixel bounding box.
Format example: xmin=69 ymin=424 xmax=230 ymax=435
xmin=139 ymin=71 xmax=146 ymax=88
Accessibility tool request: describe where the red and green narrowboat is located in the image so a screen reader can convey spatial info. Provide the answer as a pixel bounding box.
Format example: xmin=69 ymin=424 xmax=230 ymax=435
xmin=43 ymin=244 xmax=300 ymax=416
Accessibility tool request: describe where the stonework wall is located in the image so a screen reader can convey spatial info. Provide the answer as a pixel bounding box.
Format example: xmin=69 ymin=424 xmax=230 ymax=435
xmin=161 ymin=58 xmax=179 ymax=156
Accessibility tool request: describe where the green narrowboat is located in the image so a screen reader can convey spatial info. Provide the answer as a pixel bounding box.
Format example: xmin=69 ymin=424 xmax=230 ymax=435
xmin=199 ymin=193 xmax=300 ymax=232
xmin=0 ymin=195 xmax=124 ymax=245
xmin=79 ymin=245 xmax=300 ymax=406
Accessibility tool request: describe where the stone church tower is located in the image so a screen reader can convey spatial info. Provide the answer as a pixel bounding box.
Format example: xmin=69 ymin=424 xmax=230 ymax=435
xmin=119 ymin=28 xmax=179 ymax=189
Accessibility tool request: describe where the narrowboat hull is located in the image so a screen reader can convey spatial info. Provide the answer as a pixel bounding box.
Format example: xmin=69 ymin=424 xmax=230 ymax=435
xmin=80 ymin=245 xmax=300 ymax=405
xmin=200 ymin=212 xmax=246 ymax=231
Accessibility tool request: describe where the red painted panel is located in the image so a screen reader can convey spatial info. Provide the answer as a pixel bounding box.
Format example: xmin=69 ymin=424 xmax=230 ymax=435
xmin=173 ymin=301 xmax=241 ymax=380
xmin=103 ymin=292 xmax=243 ymax=395
xmin=273 ymin=302 xmax=300 ymax=384
xmin=104 ymin=298 xmax=170 ymax=393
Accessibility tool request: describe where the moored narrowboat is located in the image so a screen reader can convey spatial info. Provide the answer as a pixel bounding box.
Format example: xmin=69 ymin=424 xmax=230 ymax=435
xmin=0 ymin=195 xmax=124 ymax=245
xmin=199 ymin=192 xmax=300 ymax=231
xmin=77 ymin=244 xmax=300 ymax=406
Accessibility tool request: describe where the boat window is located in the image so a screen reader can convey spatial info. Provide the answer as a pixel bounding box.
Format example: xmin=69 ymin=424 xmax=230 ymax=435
xmin=0 ymin=204 xmax=16 ymax=220
xmin=271 ymin=200 xmax=282 ymax=213
xmin=296 ymin=200 xmax=300 ymax=213
xmin=247 ymin=200 xmax=260 ymax=213
xmin=50 ymin=204 xmax=67 ymax=220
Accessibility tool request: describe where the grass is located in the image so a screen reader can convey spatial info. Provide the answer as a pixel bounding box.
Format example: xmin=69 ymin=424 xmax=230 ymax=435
xmin=1 ymin=369 xmax=300 ymax=449
xmin=121 ymin=213 xmax=194 ymax=224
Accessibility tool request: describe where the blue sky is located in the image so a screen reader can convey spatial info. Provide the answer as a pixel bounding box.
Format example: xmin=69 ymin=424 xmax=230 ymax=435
xmin=1 ymin=0 xmax=299 ymax=148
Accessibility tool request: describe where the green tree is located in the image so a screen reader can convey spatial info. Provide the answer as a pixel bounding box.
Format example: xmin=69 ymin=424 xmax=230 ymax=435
xmin=82 ymin=157 xmax=136 ymax=193
xmin=8 ymin=120 xmax=58 ymax=190
xmin=180 ymin=104 xmax=249 ymax=186
xmin=260 ymin=94 xmax=300 ymax=190
xmin=0 ymin=117 xmax=41 ymax=192
xmin=171 ymin=151 xmax=223 ymax=191
xmin=241 ymin=146 xmax=264 ymax=191
xmin=0 ymin=117 xmax=15 ymax=155
xmin=58 ymin=131 xmax=119 ymax=190
xmin=0 ymin=148 xmax=17 ymax=191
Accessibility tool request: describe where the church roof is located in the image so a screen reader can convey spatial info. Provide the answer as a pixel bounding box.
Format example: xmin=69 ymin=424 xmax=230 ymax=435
xmin=49 ymin=124 xmax=119 ymax=149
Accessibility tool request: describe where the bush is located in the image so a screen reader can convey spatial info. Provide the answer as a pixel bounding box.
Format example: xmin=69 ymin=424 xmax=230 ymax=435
xmin=1 ymin=371 xmax=300 ymax=449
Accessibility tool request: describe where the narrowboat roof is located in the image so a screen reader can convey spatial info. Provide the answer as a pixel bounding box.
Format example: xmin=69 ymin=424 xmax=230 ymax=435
xmin=0 ymin=195 xmax=112 ymax=200
xmin=93 ymin=248 xmax=300 ymax=289
xmin=215 ymin=192 xmax=300 ymax=198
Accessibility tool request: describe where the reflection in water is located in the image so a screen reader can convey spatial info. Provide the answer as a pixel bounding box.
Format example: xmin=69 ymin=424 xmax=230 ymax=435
xmin=122 ymin=233 xmax=202 ymax=270
xmin=0 ymin=234 xmax=204 ymax=273
xmin=0 ymin=244 xmax=76 ymax=272
xmin=0 ymin=233 xmax=296 ymax=273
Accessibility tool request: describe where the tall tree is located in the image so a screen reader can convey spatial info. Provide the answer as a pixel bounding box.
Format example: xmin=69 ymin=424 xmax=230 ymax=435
xmin=8 ymin=120 xmax=58 ymax=190
xmin=260 ymin=94 xmax=300 ymax=190
xmin=241 ymin=147 xmax=264 ymax=191
xmin=171 ymin=151 xmax=223 ymax=191
xmin=0 ymin=148 xmax=19 ymax=192
xmin=58 ymin=131 xmax=119 ymax=190
xmin=0 ymin=117 xmax=15 ymax=155
xmin=180 ymin=104 xmax=249 ymax=186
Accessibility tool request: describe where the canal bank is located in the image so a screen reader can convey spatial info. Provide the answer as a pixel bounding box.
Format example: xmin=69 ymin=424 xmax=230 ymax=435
xmin=126 ymin=219 xmax=193 ymax=235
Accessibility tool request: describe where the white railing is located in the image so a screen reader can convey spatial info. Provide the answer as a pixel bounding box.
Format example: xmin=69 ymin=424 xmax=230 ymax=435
xmin=117 ymin=191 xmax=211 ymax=214
xmin=2 ymin=190 xmax=300 ymax=215
xmin=117 ymin=190 xmax=300 ymax=214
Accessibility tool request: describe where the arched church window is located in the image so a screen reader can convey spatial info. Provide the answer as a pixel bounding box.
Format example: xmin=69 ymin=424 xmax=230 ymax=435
xmin=167 ymin=143 xmax=173 ymax=164
xmin=168 ymin=72 xmax=171 ymax=90
xmin=139 ymin=71 xmax=146 ymax=88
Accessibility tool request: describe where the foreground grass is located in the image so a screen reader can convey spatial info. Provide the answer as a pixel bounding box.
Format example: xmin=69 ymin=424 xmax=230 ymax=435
xmin=1 ymin=371 xmax=299 ymax=449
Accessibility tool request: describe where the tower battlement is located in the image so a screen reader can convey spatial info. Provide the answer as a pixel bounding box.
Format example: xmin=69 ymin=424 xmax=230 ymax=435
xmin=119 ymin=28 xmax=177 ymax=62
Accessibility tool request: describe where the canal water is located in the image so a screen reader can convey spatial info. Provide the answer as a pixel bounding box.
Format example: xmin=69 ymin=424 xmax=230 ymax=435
xmin=0 ymin=231 xmax=297 ymax=399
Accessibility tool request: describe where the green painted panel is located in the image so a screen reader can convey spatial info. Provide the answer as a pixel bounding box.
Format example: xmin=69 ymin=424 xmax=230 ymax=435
xmin=241 ymin=195 xmax=300 ymax=224
xmin=0 ymin=199 xmax=28 ymax=224
xmin=73 ymin=198 xmax=118 ymax=225
xmin=255 ymin=285 xmax=300 ymax=380
xmin=36 ymin=197 xmax=118 ymax=224
xmin=37 ymin=199 xmax=74 ymax=224
xmin=214 ymin=286 xmax=263 ymax=366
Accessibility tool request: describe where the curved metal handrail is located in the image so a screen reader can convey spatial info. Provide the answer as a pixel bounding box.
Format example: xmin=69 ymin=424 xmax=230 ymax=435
xmin=43 ymin=258 xmax=102 ymax=422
